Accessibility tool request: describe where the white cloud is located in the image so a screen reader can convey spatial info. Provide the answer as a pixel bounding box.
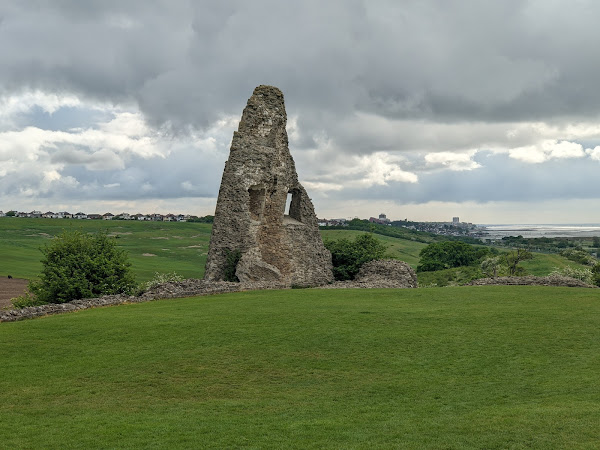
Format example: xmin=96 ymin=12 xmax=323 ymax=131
xmin=356 ymin=153 xmax=418 ymax=186
xmin=302 ymin=181 xmax=344 ymax=192
xmin=424 ymin=151 xmax=481 ymax=171
xmin=0 ymin=91 xmax=81 ymax=124
xmin=508 ymin=140 xmax=585 ymax=163
xmin=585 ymin=146 xmax=600 ymax=161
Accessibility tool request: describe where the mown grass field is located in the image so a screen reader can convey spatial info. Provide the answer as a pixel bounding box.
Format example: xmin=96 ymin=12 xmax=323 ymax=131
xmin=0 ymin=218 xmax=212 ymax=282
xmin=2 ymin=286 xmax=600 ymax=448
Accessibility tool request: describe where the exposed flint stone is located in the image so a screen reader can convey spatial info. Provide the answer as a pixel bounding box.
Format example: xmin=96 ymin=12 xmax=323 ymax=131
xmin=204 ymin=85 xmax=333 ymax=286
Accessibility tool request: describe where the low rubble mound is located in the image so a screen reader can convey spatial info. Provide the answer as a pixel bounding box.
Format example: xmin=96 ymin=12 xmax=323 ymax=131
xmin=355 ymin=259 xmax=418 ymax=288
xmin=322 ymin=259 xmax=418 ymax=289
xmin=468 ymin=274 xmax=596 ymax=288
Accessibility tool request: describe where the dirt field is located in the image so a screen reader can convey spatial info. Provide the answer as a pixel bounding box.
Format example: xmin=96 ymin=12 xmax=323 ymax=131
xmin=0 ymin=277 xmax=28 ymax=309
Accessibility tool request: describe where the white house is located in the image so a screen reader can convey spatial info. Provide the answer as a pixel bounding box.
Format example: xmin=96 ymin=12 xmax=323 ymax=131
xmin=102 ymin=213 xmax=114 ymax=220
xmin=74 ymin=212 xmax=87 ymax=219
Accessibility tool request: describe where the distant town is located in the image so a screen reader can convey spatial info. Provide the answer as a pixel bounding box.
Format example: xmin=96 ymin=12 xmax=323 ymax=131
xmin=0 ymin=210 xmax=213 ymax=223
xmin=320 ymin=213 xmax=483 ymax=238
xmin=0 ymin=210 xmax=484 ymax=238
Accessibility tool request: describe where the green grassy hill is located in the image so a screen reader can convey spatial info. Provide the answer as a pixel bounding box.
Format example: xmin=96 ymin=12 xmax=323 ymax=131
xmin=320 ymin=229 xmax=426 ymax=268
xmin=2 ymin=287 xmax=600 ymax=448
xmin=0 ymin=218 xmax=591 ymax=284
xmin=0 ymin=218 xmax=211 ymax=282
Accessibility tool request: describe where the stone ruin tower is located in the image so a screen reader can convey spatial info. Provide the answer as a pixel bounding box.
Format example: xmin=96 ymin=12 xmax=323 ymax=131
xmin=204 ymin=85 xmax=333 ymax=286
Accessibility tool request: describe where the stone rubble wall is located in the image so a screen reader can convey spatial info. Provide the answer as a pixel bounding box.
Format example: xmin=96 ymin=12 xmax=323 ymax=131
xmin=320 ymin=259 xmax=419 ymax=289
xmin=0 ymin=280 xmax=288 ymax=323
xmin=2 ymin=273 xmax=595 ymax=322
xmin=468 ymin=275 xmax=597 ymax=288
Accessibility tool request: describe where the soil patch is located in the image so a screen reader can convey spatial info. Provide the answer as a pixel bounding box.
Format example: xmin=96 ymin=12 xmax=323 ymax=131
xmin=0 ymin=278 xmax=29 ymax=309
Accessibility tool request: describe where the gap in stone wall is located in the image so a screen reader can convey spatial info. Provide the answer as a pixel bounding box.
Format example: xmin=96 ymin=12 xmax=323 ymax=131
xmin=249 ymin=187 xmax=266 ymax=221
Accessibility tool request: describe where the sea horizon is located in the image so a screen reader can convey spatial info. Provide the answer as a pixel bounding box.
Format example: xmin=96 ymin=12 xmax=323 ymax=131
xmin=479 ymin=223 xmax=600 ymax=239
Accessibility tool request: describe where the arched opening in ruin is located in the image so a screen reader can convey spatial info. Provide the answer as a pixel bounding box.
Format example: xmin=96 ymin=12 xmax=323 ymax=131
xmin=285 ymin=189 xmax=302 ymax=223
xmin=248 ymin=186 xmax=266 ymax=221
xmin=285 ymin=192 xmax=293 ymax=216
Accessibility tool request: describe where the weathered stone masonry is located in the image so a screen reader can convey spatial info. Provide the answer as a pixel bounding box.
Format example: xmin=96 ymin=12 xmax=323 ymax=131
xmin=204 ymin=85 xmax=333 ymax=286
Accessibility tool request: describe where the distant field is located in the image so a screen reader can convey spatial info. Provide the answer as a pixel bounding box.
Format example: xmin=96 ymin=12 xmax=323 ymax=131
xmin=0 ymin=218 xmax=588 ymax=284
xmin=0 ymin=218 xmax=211 ymax=282
xmin=520 ymin=252 xmax=590 ymax=276
xmin=1 ymin=286 xmax=600 ymax=448
xmin=320 ymin=229 xmax=426 ymax=268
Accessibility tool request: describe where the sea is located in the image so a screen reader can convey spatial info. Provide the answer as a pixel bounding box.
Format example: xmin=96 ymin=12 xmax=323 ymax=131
xmin=480 ymin=224 xmax=600 ymax=239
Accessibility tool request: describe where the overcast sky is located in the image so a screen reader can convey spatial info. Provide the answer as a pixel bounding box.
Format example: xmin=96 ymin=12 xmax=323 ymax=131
xmin=2 ymin=1 xmax=600 ymax=224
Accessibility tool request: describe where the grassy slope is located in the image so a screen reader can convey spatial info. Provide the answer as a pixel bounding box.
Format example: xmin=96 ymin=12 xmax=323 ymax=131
xmin=320 ymin=229 xmax=426 ymax=268
xmin=0 ymin=218 xmax=211 ymax=282
xmin=520 ymin=252 xmax=590 ymax=276
xmin=0 ymin=219 xmax=589 ymax=284
xmin=1 ymin=287 xmax=600 ymax=448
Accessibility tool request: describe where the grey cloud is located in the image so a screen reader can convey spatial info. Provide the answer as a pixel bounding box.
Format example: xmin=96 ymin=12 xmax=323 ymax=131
xmin=4 ymin=0 xmax=600 ymax=132
xmin=329 ymin=152 xmax=600 ymax=205
xmin=50 ymin=146 xmax=124 ymax=170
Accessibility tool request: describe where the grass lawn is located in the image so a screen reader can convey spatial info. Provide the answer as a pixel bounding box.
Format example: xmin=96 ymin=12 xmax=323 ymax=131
xmin=0 ymin=218 xmax=211 ymax=282
xmin=2 ymin=286 xmax=599 ymax=448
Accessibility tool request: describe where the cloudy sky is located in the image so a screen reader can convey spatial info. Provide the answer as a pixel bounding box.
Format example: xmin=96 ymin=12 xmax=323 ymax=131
xmin=2 ymin=1 xmax=600 ymax=224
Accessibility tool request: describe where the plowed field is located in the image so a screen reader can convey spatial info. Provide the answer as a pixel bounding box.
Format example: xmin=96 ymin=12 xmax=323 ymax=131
xmin=0 ymin=278 xmax=28 ymax=309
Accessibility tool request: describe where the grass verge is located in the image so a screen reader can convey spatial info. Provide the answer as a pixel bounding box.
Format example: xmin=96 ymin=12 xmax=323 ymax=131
xmin=1 ymin=286 xmax=599 ymax=448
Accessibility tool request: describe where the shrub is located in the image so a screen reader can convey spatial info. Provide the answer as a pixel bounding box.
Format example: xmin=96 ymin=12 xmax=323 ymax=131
xmin=560 ymin=249 xmax=597 ymax=266
xmin=503 ymin=248 xmax=533 ymax=276
xmin=224 ymin=249 xmax=242 ymax=282
xmin=324 ymin=233 xmax=387 ymax=281
xmin=480 ymin=256 xmax=507 ymax=278
xmin=417 ymin=265 xmax=485 ymax=287
xmin=140 ymin=272 xmax=184 ymax=293
xmin=29 ymin=230 xmax=136 ymax=304
xmin=417 ymin=241 xmax=490 ymax=272
xmin=550 ymin=266 xmax=594 ymax=285
xmin=592 ymin=263 xmax=600 ymax=287
xmin=11 ymin=292 xmax=47 ymax=309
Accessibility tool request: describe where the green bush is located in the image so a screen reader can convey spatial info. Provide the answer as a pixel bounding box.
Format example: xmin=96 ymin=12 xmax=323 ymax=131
xmin=140 ymin=272 xmax=184 ymax=293
xmin=417 ymin=265 xmax=484 ymax=287
xmin=417 ymin=241 xmax=490 ymax=272
xmin=223 ymin=249 xmax=242 ymax=282
xmin=592 ymin=263 xmax=600 ymax=287
xmin=324 ymin=233 xmax=387 ymax=281
xmin=29 ymin=230 xmax=136 ymax=303
xmin=11 ymin=292 xmax=47 ymax=309
xmin=550 ymin=266 xmax=593 ymax=285
xmin=560 ymin=248 xmax=597 ymax=266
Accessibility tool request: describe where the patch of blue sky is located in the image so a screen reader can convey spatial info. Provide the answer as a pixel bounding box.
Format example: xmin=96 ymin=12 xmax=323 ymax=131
xmin=18 ymin=105 xmax=113 ymax=132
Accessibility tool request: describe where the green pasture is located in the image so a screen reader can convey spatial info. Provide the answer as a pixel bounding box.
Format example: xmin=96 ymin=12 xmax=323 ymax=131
xmin=0 ymin=218 xmax=211 ymax=282
xmin=520 ymin=252 xmax=590 ymax=276
xmin=2 ymin=286 xmax=600 ymax=448
xmin=320 ymin=228 xmax=426 ymax=268
xmin=0 ymin=218 xmax=591 ymax=285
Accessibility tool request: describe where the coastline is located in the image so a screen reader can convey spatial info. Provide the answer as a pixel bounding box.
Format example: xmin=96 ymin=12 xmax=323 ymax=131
xmin=479 ymin=224 xmax=600 ymax=239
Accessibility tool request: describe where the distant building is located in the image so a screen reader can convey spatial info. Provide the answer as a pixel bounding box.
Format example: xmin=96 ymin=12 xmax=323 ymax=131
xmin=453 ymin=217 xmax=460 ymax=224
xmin=0 ymin=211 xmax=5 ymax=217
xmin=369 ymin=213 xmax=391 ymax=225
